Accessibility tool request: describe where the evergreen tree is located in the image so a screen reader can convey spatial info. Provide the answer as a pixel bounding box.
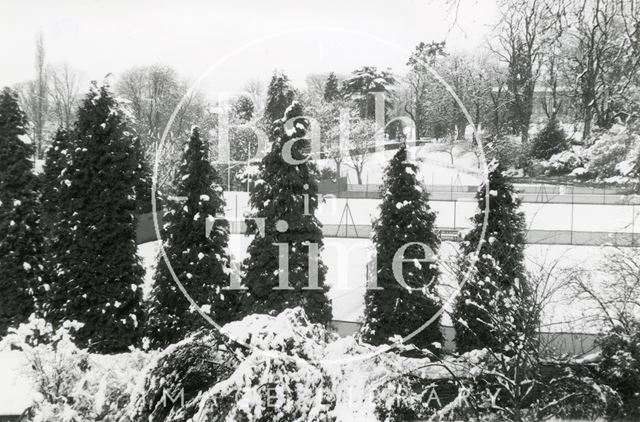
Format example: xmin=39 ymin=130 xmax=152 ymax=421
xmin=323 ymin=72 xmax=340 ymax=102
xmin=452 ymin=162 xmax=530 ymax=353
xmin=47 ymin=82 xmax=144 ymax=353
xmin=232 ymin=95 xmax=255 ymax=122
xmin=361 ymin=145 xmax=443 ymax=350
xmin=41 ymin=128 xmax=72 ymax=233
xmin=0 ymin=87 xmax=44 ymax=336
xmin=241 ymin=101 xmax=332 ymax=325
xmin=146 ymin=126 xmax=237 ymax=348
xmin=530 ymin=119 xmax=569 ymax=160
xmin=263 ymin=71 xmax=294 ymax=129
xmin=342 ymin=66 xmax=395 ymax=120
xmin=40 ymin=128 xmax=74 ymax=324
xmin=132 ymin=135 xmax=153 ymax=214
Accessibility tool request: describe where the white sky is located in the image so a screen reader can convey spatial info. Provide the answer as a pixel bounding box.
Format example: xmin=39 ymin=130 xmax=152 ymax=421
xmin=0 ymin=0 xmax=498 ymax=92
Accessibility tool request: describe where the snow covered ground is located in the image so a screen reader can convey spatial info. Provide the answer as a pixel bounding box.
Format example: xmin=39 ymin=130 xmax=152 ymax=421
xmin=0 ymin=351 xmax=33 ymax=416
xmin=316 ymin=142 xmax=482 ymax=186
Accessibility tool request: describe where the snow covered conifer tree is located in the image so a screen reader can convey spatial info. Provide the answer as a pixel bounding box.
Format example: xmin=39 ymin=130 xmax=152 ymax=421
xmin=361 ymin=144 xmax=443 ymax=350
xmin=323 ymin=72 xmax=340 ymax=102
xmin=241 ymin=101 xmax=332 ymax=325
xmin=46 ymin=82 xmax=144 ymax=353
xmin=0 ymin=87 xmax=44 ymax=337
xmin=452 ymin=162 xmax=531 ymax=353
xmin=146 ymin=126 xmax=237 ymax=348
xmin=41 ymin=128 xmax=71 ymax=232
xmin=263 ymin=71 xmax=294 ymax=131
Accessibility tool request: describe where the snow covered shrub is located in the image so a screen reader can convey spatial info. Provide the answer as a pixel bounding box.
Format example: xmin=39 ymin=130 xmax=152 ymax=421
xmin=319 ymin=166 xmax=338 ymax=181
xmin=530 ymin=120 xmax=569 ymax=160
xmin=485 ymin=135 xmax=527 ymax=171
xmin=0 ymin=315 xmax=149 ymax=421
xmin=193 ymin=352 xmax=335 ymax=422
xmin=129 ymin=308 xmax=336 ymax=422
xmin=539 ymin=150 xmax=584 ymax=176
xmin=596 ymin=324 xmax=640 ymax=420
xmin=578 ymin=125 xmax=639 ymax=181
xmin=127 ymin=330 xmax=240 ymax=422
xmin=537 ymin=363 xmax=622 ymax=420
xmin=373 ymin=376 xmax=456 ymax=422
xmin=195 ymin=308 xmax=336 ymax=421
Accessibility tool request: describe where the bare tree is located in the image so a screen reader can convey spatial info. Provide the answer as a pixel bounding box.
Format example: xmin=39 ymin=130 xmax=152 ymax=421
xmin=491 ymin=0 xmax=566 ymax=145
xmin=49 ymin=64 xmax=81 ymax=130
xmin=434 ymin=260 xmax=613 ymax=421
xmin=116 ymin=65 xmax=212 ymax=190
xmin=566 ymin=0 xmax=640 ymax=139
xmin=243 ymin=78 xmax=266 ymax=117
xmin=345 ymin=115 xmax=377 ymax=185
xmin=567 ymin=246 xmax=640 ymax=333
xmin=304 ymin=73 xmax=331 ymax=100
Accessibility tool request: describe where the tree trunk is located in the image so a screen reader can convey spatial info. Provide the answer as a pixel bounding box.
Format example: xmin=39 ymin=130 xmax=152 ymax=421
xmin=582 ymin=108 xmax=593 ymax=141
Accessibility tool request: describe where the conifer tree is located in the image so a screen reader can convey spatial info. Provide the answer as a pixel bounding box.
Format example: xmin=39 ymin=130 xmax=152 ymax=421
xmin=146 ymin=126 xmax=237 ymax=348
xmin=0 ymin=87 xmax=43 ymax=336
xmin=453 ymin=162 xmax=531 ymax=353
xmin=241 ymin=101 xmax=332 ymax=325
xmin=263 ymin=71 xmax=294 ymax=129
xmin=47 ymin=82 xmax=144 ymax=353
xmin=41 ymin=128 xmax=71 ymax=233
xmin=232 ymin=95 xmax=255 ymax=122
xmin=361 ymin=145 xmax=443 ymax=350
xmin=323 ymin=72 xmax=340 ymax=102
xmin=40 ymin=128 xmax=73 ymax=324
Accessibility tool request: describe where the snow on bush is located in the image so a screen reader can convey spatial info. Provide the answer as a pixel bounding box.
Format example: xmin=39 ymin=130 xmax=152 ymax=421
xmin=530 ymin=120 xmax=570 ymax=161
xmin=576 ymin=125 xmax=640 ymax=182
xmin=126 ymin=330 xmax=240 ymax=422
xmin=2 ymin=308 xmax=623 ymax=421
xmin=0 ymin=315 xmax=150 ymax=421
xmin=596 ymin=323 xmax=640 ymax=420
xmin=538 ymin=150 xmax=584 ymax=176
xmin=128 ymin=308 xmax=336 ymax=422
xmin=221 ymin=307 xmax=334 ymax=361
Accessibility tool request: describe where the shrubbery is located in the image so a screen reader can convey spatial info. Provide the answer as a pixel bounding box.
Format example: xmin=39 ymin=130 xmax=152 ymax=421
xmin=574 ymin=125 xmax=640 ymax=182
xmin=0 ymin=316 xmax=149 ymax=422
xmin=131 ymin=308 xmax=336 ymax=422
xmin=538 ymin=150 xmax=584 ymax=176
xmin=530 ymin=120 xmax=570 ymax=160
xmin=485 ymin=135 xmax=528 ymax=171
xmin=596 ymin=324 xmax=640 ymax=420
xmin=127 ymin=330 xmax=240 ymax=422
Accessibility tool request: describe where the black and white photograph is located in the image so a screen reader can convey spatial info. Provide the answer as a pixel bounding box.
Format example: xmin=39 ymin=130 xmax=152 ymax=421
xmin=1 ymin=0 xmax=640 ymax=420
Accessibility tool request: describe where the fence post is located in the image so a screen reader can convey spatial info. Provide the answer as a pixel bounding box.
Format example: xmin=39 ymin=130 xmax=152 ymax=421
xmin=450 ymin=177 xmax=453 ymax=201
xmin=633 ymin=205 xmax=636 ymax=247
xmin=453 ymin=200 xmax=457 ymax=229
xmin=570 ymin=184 xmax=575 ymax=245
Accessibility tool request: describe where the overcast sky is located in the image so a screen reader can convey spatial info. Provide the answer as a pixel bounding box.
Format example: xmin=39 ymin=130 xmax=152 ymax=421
xmin=0 ymin=0 xmax=497 ymax=93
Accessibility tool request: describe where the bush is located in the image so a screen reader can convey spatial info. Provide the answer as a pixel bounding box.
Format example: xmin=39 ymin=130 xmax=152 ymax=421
xmin=596 ymin=324 xmax=640 ymax=420
xmin=127 ymin=330 xmax=240 ymax=422
xmin=485 ymin=135 xmax=528 ymax=170
xmin=531 ymin=120 xmax=569 ymax=160
xmin=538 ymin=364 xmax=622 ymax=420
xmin=319 ymin=166 xmax=338 ymax=181
xmin=578 ymin=125 xmax=639 ymax=181
xmin=0 ymin=316 xmax=149 ymax=422
xmin=128 ymin=308 xmax=336 ymax=422
xmin=539 ymin=150 xmax=584 ymax=176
